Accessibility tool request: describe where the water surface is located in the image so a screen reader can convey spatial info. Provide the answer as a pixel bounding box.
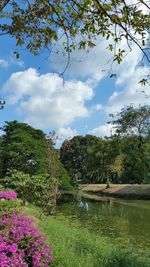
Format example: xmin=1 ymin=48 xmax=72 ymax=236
xmin=58 ymin=196 xmax=150 ymax=259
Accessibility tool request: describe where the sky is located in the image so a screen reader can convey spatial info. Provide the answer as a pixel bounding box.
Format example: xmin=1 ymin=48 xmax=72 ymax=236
xmin=0 ymin=23 xmax=150 ymax=145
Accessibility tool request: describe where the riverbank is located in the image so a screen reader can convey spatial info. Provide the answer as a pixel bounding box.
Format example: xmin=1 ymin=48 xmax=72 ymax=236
xmin=23 ymin=205 xmax=149 ymax=267
xmin=80 ymin=184 xmax=150 ymax=200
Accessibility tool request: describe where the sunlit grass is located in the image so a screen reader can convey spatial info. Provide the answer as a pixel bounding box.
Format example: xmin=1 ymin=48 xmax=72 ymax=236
xmin=23 ymin=205 xmax=149 ymax=267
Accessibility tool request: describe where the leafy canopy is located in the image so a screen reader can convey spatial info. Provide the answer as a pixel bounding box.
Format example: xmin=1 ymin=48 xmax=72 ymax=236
xmin=109 ymin=105 xmax=150 ymax=183
xmin=0 ymin=0 xmax=150 ymax=77
xmin=0 ymin=120 xmax=48 ymax=176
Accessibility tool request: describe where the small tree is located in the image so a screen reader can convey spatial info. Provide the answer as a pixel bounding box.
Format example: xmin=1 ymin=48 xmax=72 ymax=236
xmin=45 ymin=131 xmax=59 ymax=214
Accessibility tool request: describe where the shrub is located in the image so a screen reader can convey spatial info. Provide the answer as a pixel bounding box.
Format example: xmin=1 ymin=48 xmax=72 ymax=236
xmin=0 ymin=211 xmax=54 ymax=266
xmin=0 ymin=190 xmax=17 ymax=200
xmin=1 ymin=170 xmax=31 ymax=204
xmin=0 ymin=199 xmax=21 ymax=212
xmin=0 ymin=190 xmax=20 ymax=212
xmin=58 ymin=163 xmax=74 ymax=190
xmin=1 ymin=170 xmax=53 ymax=208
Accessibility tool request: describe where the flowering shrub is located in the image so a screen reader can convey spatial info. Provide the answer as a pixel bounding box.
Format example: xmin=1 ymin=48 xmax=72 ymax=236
xmin=0 ymin=191 xmax=17 ymax=200
xmin=0 ymin=211 xmax=54 ymax=266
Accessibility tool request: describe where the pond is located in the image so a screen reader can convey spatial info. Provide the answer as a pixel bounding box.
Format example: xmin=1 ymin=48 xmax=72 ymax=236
xmin=58 ymin=195 xmax=150 ymax=260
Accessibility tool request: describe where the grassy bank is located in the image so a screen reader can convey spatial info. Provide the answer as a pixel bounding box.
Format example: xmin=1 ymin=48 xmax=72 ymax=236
xmin=23 ymin=205 xmax=149 ymax=267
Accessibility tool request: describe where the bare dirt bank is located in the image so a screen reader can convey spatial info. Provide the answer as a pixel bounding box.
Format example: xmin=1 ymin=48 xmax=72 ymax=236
xmin=79 ymin=184 xmax=150 ymax=200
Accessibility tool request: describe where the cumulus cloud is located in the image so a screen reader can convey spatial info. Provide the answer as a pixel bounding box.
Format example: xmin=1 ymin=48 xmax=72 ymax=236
xmin=58 ymin=127 xmax=77 ymax=139
xmin=105 ymin=66 xmax=150 ymax=115
xmin=2 ymin=68 xmax=93 ymax=128
xmin=56 ymin=127 xmax=78 ymax=146
xmin=49 ymin=33 xmax=113 ymax=82
xmin=49 ymin=23 xmax=148 ymax=85
xmin=90 ymin=123 xmax=116 ymax=137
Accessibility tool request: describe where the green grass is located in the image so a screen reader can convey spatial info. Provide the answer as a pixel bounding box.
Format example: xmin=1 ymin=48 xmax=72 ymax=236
xmin=23 ymin=205 xmax=149 ymax=267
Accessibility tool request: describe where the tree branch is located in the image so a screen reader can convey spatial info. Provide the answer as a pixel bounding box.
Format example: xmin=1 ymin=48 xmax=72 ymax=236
xmin=0 ymin=0 xmax=10 ymax=12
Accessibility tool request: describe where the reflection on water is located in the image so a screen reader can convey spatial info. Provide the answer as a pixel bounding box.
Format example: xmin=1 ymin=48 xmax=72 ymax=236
xmin=58 ymin=196 xmax=150 ymax=259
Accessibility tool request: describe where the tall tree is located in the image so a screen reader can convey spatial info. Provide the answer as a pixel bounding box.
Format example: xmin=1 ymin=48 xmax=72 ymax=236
xmin=0 ymin=120 xmax=48 ymax=176
xmin=110 ymin=105 xmax=150 ymax=183
xmin=60 ymin=135 xmax=119 ymax=184
xmin=110 ymin=105 xmax=150 ymax=144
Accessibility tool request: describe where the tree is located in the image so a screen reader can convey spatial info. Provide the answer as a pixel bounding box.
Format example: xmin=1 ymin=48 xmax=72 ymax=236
xmin=110 ymin=105 xmax=150 ymax=150
xmin=110 ymin=105 xmax=150 ymax=183
xmin=44 ymin=131 xmax=59 ymax=214
xmin=0 ymin=0 xmax=149 ymax=77
xmin=0 ymin=122 xmax=73 ymax=213
xmin=60 ymin=135 xmax=100 ymax=183
xmin=0 ymin=120 xmax=48 ymax=176
xmin=60 ymin=134 xmax=119 ymax=184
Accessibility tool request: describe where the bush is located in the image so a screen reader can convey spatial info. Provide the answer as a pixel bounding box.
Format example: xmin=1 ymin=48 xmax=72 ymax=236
xmin=0 ymin=190 xmax=20 ymax=212
xmin=58 ymin=163 xmax=74 ymax=190
xmin=0 ymin=199 xmax=21 ymax=212
xmin=0 ymin=211 xmax=54 ymax=266
xmin=1 ymin=170 xmax=31 ymax=204
xmin=0 ymin=190 xmax=17 ymax=200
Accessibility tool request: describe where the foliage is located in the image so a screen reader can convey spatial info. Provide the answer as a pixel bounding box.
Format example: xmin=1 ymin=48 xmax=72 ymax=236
xmin=0 ymin=211 xmax=54 ymax=266
xmin=0 ymin=0 xmax=149 ymax=77
xmin=0 ymin=199 xmax=21 ymax=211
xmin=60 ymin=105 xmax=150 ymax=184
xmin=109 ymin=154 xmax=124 ymax=182
xmin=0 ymin=190 xmax=20 ymax=212
xmin=1 ymin=168 xmax=73 ymax=214
xmin=0 ymin=120 xmax=48 ymax=176
xmin=1 ymin=170 xmax=31 ymax=204
xmin=119 ymin=136 xmax=149 ymax=183
xmin=0 ymin=121 xmax=74 ymax=214
xmin=24 ymin=205 xmax=150 ymax=267
xmin=60 ymin=135 xmax=119 ymax=184
xmin=109 ymin=105 xmax=150 ymax=138
xmin=58 ymin=162 xmax=74 ymax=190
xmin=1 ymin=170 xmax=53 ymax=210
xmin=110 ymin=105 xmax=150 ymax=183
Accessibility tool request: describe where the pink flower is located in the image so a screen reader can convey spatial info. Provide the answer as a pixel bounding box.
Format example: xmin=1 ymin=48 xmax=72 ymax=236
xmin=0 ymin=211 xmax=54 ymax=266
xmin=0 ymin=191 xmax=17 ymax=200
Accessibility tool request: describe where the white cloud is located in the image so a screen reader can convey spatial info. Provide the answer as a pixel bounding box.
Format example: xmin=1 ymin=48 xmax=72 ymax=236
xmin=56 ymin=127 xmax=78 ymax=146
xmin=50 ymin=22 xmax=148 ymax=85
xmin=2 ymin=68 xmax=93 ymax=128
xmin=105 ymin=66 xmax=150 ymax=115
xmin=49 ymin=33 xmax=113 ymax=82
xmin=89 ymin=103 xmax=103 ymax=114
xmin=0 ymin=57 xmax=24 ymax=68
xmin=58 ymin=127 xmax=77 ymax=139
xmin=94 ymin=104 xmax=103 ymax=111
xmin=90 ymin=123 xmax=116 ymax=137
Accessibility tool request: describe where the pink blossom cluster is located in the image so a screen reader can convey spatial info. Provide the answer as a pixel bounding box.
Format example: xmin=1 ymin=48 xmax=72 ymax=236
xmin=0 ymin=211 xmax=54 ymax=266
xmin=0 ymin=191 xmax=17 ymax=200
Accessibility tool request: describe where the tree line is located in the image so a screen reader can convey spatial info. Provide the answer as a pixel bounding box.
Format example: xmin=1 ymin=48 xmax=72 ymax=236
xmin=60 ymin=105 xmax=150 ymax=184
xmin=0 ymin=105 xmax=149 ymax=213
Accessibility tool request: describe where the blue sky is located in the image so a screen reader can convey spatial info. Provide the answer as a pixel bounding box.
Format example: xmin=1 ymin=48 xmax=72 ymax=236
xmin=0 ymin=28 xmax=150 ymax=143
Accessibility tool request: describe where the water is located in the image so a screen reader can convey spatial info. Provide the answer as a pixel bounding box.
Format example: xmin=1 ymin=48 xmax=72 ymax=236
xmin=58 ymin=195 xmax=150 ymax=259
